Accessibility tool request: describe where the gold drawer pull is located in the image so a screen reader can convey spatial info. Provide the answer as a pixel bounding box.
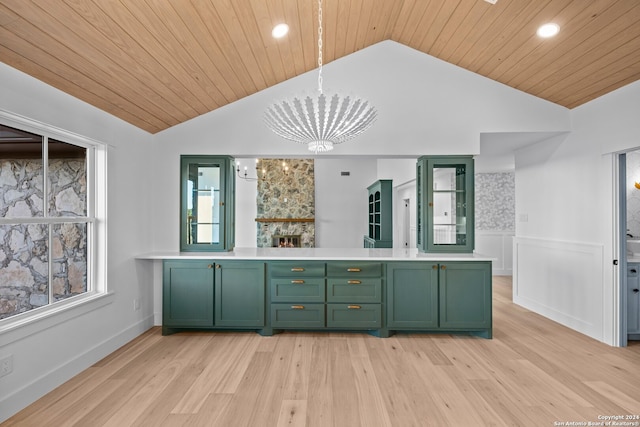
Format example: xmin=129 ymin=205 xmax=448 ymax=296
xmin=347 ymin=280 xmax=361 ymax=285
xmin=291 ymin=267 xmax=305 ymax=272
xmin=291 ymin=280 xmax=305 ymax=284
xmin=441 ymin=265 xmax=446 ymax=270
xmin=432 ymin=265 xmax=438 ymax=270
xmin=347 ymin=268 xmax=361 ymax=272
xmin=348 ymin=305 xmax=361 ymax=310
xmin=207 ymin=264 xmax=213 ymax=269
xmin=291 ymin=305 xmax=305 ymax=310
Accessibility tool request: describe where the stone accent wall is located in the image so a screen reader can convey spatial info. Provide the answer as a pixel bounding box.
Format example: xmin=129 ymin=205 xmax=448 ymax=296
xmin=256 ymin=159 xmax=315 ymax=248
xmin=0 ymin=159 xmax=87 ymax=320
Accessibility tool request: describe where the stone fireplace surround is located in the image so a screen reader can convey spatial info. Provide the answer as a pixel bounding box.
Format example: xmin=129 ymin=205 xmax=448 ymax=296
xmin=256 ymin=159 xmax=315 ymax=248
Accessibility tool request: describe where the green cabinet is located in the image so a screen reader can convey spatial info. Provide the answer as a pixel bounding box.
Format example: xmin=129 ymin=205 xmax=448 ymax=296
xmin=162 ymin=259 xmax=265 ymax=335
xmin=215 ymin=261 xmax=265 ymax=328
xmin=386 ymin=261 xmax=491 ymax=337
xmin=180 ymin=155 xmax=236 ymax=252
xmin=386 ymin=262 xmax=439 ymax=328
xmin=268 ymin=261 xmax=326 ymax=329
xmin=417 ymin=156 xmax=474 ymax=253
xmin=439 ymin=262 xmax=492 ymax=331
xmin=162 ymin=258 xmax=491 ymax=338
xmin=267 ymin=261 xmax=384 ymax=331
xmin=364 ymin=180 xmax=393 ymax=248
xmin=325 ymin=262 xmax=383 ymax=329
xmin=163 ymin=260 xmax=215 ymax=333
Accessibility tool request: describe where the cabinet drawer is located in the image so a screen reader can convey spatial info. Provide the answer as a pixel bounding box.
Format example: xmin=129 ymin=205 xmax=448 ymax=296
xmin=326 ymin=278 xmax=382 ymax=303
xmin=326 ymin=303 xmax=381 ymax=328
xmin=269 ymin=261 xmax=325 ymax=277
xmin=270 ymin=278 xmax=325 ymax=302
xmin=326 ymin=262 xmax=382 ymax=277
xmin=271 ymin=303 xmax=325 ymax=328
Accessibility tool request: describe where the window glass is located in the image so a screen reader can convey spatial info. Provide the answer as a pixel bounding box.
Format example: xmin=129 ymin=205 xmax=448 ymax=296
xmin=0 ymin=123 xmax=95 ymax=321
xmin=0 ymin=125 xmax=44 ymax=218
xmin=52 ymin=222 xmax=87 ymax=302
xmin=0 ymin=224 xmax=49 ymax=318
xmin=48 ymin=139 xmax=87 ymax=217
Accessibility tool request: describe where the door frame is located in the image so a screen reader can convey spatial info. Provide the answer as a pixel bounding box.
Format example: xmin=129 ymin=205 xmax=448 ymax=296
xmin=618 ymin=153 xmax=628 ymax=347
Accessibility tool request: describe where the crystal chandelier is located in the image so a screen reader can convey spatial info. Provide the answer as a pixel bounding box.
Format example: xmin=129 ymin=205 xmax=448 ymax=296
xmin=264 ymin=0 xmax=377 ymax=154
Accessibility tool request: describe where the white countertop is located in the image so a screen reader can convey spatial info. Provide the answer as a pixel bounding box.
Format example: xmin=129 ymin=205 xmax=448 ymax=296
xmin=136 ymin=247 xmax=494 ymax=262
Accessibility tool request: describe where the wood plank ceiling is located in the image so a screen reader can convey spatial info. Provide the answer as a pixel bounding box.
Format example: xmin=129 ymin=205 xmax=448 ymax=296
xmin=1 ymin=0 xmax=639 ymax=134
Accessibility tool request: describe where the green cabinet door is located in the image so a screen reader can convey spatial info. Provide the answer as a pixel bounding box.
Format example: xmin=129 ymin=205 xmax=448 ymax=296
xmin=386 ymin=262 xmax=439 ymax=328
xmin=417 ymin=156 xmax=475 ymax=253
xmin=215 ymin=261 xmax=265 ymax=327
xmin=163 ymin=260 xmax=214 ymax=329
xmin=439 ymin=262 xmax=492 ymax=331
xmin=180 ymin=155 xmax=236 ymax=252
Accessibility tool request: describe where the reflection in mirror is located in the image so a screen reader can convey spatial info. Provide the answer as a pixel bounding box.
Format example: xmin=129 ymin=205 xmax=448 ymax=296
xmin=187 ymin=163 xmax=221 ymax=245
xmin=433 ymin=166 xmax=467 ymax=245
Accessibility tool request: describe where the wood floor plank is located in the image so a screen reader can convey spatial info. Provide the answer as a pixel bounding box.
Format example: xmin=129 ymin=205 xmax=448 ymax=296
xmin=276 ymin=400 xmax=307 ymax=427
xmin=281 ymin=335 xmax=314 ymax=400
xmin=5 ymin=277 xmax=640 ymax=427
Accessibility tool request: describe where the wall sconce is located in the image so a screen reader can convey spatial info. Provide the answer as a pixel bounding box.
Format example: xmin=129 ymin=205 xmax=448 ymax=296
xmin=635 ymin=182 xmax=640 ymax=190
xmin=237 ymin=159 xmax=291 ymax=181
xmin=236 ymin=159 xmax=265 ymax=181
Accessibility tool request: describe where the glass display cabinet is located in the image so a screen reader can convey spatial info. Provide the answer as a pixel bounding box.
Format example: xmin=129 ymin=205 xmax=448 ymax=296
xmin=180 ymin=155 xmax=235 ymax=251
xmin=416 ymin=156 xmax=474 ymax=253
xmin=364 ymin=179 xmax=393 ymax=248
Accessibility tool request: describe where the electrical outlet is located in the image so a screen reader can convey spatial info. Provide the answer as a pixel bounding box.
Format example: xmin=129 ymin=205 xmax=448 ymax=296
xmin=133 ymin=299 xmax=140 ymax=311
xmin=0 ymin=354 xmax=13 ymax=378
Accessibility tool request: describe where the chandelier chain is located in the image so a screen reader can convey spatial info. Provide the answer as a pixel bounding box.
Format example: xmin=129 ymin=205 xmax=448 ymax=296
xmin=318 ymin=0 xmax=323 ymax=93
xmin=263 ymin=0 xmax=377 ymax=153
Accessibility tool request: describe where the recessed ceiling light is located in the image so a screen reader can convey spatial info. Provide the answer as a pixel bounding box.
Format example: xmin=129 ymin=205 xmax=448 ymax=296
xmin=272 ymin=23 xmax=289 ymax=39
xmin=537 ymin=23 xmax=560 ymax=38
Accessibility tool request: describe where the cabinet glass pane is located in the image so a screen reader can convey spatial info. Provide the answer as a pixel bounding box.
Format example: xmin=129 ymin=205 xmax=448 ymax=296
xmin=433 ymin=166 xmax=467 ymax=246
xmin=187 ymin=163 xmax=221 ymax=245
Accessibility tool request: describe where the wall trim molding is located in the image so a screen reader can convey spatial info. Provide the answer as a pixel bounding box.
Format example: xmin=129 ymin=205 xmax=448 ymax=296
xmin=475 ymin=230 xmax=514 ymax=276
xmin=513 ymin=236 xmax=604 ymax=342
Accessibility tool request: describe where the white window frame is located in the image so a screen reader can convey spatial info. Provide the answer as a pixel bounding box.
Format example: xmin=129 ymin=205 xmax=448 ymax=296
xmin=0 ymin=110 xmax=109 ymax=338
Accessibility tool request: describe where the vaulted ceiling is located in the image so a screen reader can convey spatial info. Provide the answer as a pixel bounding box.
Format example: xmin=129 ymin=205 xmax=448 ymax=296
xmin=1 ymin=0 xmax=639 ymax=134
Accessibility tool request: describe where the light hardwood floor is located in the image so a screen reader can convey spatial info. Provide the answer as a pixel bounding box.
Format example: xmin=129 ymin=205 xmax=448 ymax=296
xmin=4 ymin=276 xmax=640 ymax=426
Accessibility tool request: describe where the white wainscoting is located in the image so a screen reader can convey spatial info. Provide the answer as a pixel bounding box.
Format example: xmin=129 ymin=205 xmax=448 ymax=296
xmin=475 ymin=230 xmax=514 ymax=276
xmin=513 ymin=237 xmax=604 ymax=341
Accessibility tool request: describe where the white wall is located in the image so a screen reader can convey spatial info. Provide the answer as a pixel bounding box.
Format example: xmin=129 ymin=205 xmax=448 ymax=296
xmin=0 ymin=63 xmax=155 ymax=422
xmin=314 ymin=158 xmax=377 ymax=247
xmin=513 ymin=80 xmax=640 ymax=346
xmin=234 ymin=158 xmax=259 ymax=248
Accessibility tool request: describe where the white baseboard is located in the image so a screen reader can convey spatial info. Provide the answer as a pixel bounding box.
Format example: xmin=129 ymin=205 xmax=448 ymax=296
xmin=0 ymin=315 xmax=154 ymax=423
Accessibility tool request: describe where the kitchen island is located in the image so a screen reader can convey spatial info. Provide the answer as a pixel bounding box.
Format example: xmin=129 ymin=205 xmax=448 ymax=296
xmin=138 ymin=248 xmax=493 ymax=338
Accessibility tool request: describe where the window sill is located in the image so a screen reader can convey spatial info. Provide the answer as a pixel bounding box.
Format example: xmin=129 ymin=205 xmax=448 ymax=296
xmin=0 ymin=292 xmax=115 ymax=346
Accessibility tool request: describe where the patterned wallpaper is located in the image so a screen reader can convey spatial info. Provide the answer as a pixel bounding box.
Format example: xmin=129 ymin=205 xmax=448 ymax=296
xmin=475 ymin=172 xmax=515 ymax=231
xmin=626 ymin=151 xmax=640 ymax=238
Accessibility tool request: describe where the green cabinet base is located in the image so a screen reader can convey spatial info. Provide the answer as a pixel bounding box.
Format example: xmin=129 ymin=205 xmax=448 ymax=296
xmin=162 ymin=259 xmax=492 ymax=339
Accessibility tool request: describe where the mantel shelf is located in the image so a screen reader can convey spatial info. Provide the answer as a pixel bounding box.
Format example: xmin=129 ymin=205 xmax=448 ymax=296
xmin=255 ymin=218 xmax=315 ymax=223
